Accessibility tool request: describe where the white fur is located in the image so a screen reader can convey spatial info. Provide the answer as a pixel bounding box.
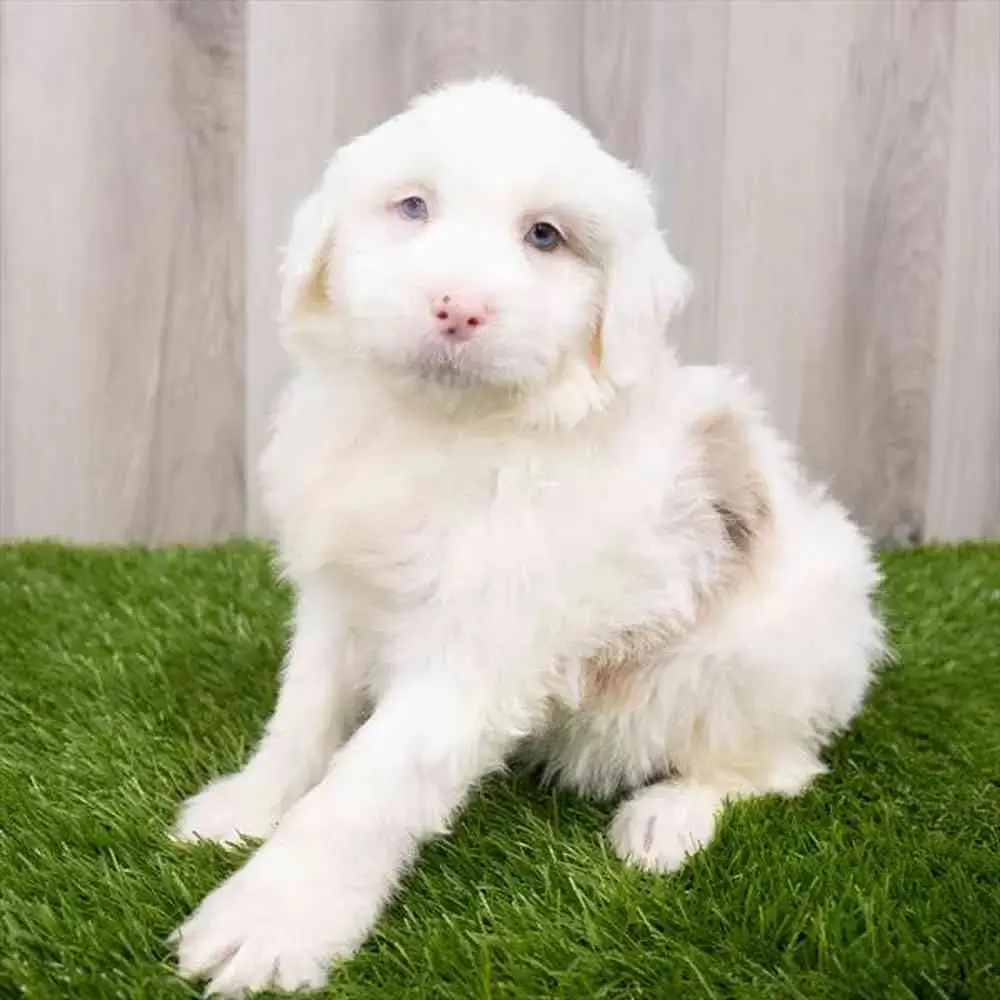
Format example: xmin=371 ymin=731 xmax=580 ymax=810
xmin=171 ymin=77 xmax=884 ymax=995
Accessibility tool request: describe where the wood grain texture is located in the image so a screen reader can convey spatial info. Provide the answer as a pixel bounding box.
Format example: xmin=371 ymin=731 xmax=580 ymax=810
xmin=0 ymin=0 xmax=245 ymax=541
xmin=717 ymin=1 xmax=857 ymax=445
xmin=3 ymin=0 xmax=998 ymax=542
xmin=827 ymin=0 xmax=955 ymax=544
xmin=637 ymin=2 xmax=730 ymax=364
xmin=925 ymin=1 xmax=1000 ymax=540
xmin=720 ymin=0 xmax=956 ymax=542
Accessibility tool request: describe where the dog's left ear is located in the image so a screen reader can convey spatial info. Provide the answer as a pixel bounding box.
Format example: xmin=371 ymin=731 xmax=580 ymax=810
xmin=598 ymin=172 xmax=692 ymax=388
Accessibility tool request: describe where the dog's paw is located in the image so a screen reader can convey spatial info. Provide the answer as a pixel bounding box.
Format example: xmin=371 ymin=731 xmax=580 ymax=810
xmin=172 ymin=837 xmax=370 ymax=996
xmin=609 ymin=781 xmax=723 ymax=873
xmin=172 ymin=771 xmax=284 ymax=847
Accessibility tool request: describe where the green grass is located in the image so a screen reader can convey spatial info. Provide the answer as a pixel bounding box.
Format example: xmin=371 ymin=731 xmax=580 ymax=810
xmin=1 ymin=541 xmax=998 ymax=999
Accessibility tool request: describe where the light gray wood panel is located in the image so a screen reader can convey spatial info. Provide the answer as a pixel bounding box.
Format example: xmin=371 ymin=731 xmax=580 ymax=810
xmin=4 ymin=0 xmax=997 ymax=542
xmin=827 ymin=0 xmax=955 ymax=544
xmin=0 ymin=0 xmax=245 ymax=541
xmin=832 ymin=0 xmax=956 ymax=541
xmin=925 ymin=1 xmax=1000 ymax=540
xmin=721 ymin=0 xmax=956 ymax=543
xmin=717 ymin=2 xmax=858 ymax=451
xmin=636 ymin=3 xmax=730 ymax=364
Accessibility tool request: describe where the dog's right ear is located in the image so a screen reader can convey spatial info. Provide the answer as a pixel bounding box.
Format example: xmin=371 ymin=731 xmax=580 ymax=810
xmin=596 ymin=166 xmax=691 ymax=390
xmin=279 ymin=188 xmax=336 ymax=327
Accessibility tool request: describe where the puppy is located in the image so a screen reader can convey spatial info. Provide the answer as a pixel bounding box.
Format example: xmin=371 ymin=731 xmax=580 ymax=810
xmin=172 ymin=77 xmax=884 ymax=995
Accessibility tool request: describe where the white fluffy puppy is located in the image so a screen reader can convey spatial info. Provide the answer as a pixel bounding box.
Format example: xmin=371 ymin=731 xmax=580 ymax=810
xmin=172 ymin=77 xmax=884 ymax=995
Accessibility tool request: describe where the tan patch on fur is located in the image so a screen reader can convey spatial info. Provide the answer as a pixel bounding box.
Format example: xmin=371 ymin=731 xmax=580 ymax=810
xmin=688 ymin=407 xmax=773 ymax=635
xmin=696 ymin=408 xmax=772 ymax=561
xmin=296 ymin=241 xmax=332 ymax=319
xmin=581 ymin=409 xmax=773 ymax=706
xmin=582 ymin=623 xmax=677 ymax=704
xmin=588 ymin=320 xmax=604 ymax=369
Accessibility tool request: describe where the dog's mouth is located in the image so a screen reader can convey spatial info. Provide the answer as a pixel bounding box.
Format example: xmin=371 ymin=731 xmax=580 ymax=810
xmin=413 ymin=338 xmax=485 ymax=382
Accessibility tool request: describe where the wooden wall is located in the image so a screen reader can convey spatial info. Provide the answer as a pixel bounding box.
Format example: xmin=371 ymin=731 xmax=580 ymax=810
xmin=1 ymin=0 xmax=997 ymax=544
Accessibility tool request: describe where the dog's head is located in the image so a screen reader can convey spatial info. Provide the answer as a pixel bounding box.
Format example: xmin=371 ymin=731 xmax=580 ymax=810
xmin=280 ymin=77 xmax=691 ymax=417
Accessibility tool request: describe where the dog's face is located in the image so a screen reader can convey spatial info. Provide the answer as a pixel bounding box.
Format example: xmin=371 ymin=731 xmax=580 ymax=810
xmin=281 ymin=78 xmax=690 ymax=401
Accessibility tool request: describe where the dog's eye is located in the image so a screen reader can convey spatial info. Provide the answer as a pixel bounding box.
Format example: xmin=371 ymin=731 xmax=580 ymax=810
xmin=525 ymin=221 xmax=564 ymax=252
xmin=397 ymin=195 xmax=429 ymax=221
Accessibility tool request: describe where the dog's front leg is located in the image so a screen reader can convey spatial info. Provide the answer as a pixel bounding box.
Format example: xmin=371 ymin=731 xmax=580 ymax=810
xmin=173 ymin=572 xmax=365 ymax=845
xmin=173 ymin=626 xmax=548 ymax=996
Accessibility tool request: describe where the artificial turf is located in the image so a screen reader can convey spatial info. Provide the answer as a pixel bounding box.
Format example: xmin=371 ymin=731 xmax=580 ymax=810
xmin=0 ymin=540 xmax=998 ymax=999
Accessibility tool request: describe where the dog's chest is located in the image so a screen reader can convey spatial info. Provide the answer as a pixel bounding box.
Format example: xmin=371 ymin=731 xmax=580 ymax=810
xmin=267 ymin=411 xmax=567 ymax=593
xmin=278 ymin=441 xmax=461 ymax=574
xmin=262 ymin=381 xmax=687 ymax=623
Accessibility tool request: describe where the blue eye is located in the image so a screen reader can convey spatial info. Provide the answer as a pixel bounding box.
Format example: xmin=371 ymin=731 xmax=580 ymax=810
xmin=397 ymin=195 xmax=428 ymax=221
xmin=525 ymin=221 xmax=564 ymax=252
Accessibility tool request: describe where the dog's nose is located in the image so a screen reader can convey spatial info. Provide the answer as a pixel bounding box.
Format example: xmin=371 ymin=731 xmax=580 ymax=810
xmin=431 ymin=294 xmax=488 ymax=339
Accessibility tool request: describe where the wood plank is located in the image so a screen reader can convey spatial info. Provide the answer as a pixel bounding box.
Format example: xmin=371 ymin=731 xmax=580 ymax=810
xmin=4 ymin=0 xmax=989 ymax=541
xmin=925 ymin=1 xmax=1000 ymax=540
xmin=826 ymin=0 xmax=955 ymax=543
xmin=720 ymin=0 xmax=955 ymax=542
xmin=0 ymin=0 xmax=245 ymax=541
xmin=717 ymin=1 xmax=858 ymax=449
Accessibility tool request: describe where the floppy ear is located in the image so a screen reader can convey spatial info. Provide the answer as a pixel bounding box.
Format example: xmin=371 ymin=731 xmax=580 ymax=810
xmin=278 ymin=188 xmax=336 ymax=328
xmin=598 ymin=178 xmax=692 ymax=388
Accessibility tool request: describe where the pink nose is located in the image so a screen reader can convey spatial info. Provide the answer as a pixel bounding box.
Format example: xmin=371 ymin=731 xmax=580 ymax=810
xmin=431 ymin=294 xmax=489 ymax=339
